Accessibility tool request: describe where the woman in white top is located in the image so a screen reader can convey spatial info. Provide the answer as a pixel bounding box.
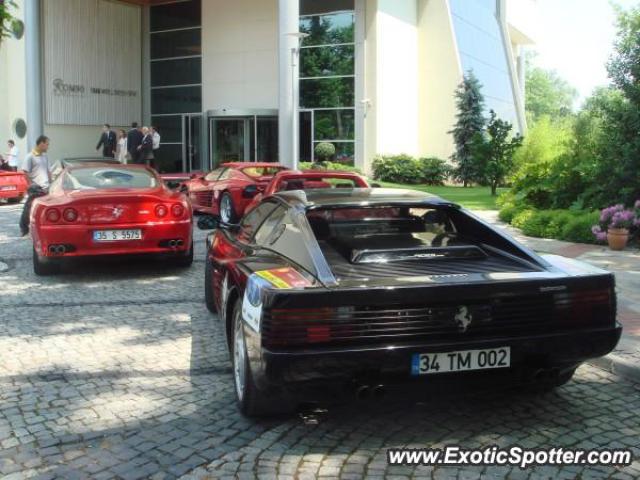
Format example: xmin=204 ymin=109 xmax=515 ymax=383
xmin=115 ymin=129 xmax=128 ymax=164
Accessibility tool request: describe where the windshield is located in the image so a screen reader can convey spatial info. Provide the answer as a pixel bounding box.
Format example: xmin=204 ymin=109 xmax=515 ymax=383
xmin=241 ymin=166 xmax=286 ymax=178
xmin=276 ymin=175 xmax=365 ymax=192
xmin=63 ymin=168 xmax=158 ymax=190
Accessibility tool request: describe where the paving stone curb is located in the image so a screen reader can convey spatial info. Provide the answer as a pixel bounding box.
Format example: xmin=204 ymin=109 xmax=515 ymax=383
xmin=588 ymin=336 xmax=640 ymax=385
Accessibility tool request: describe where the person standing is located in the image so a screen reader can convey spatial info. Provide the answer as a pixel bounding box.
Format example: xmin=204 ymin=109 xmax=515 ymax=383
xmin=126 ymin=122 xmax=144 ymax=164
xmin=96 ymin=124 xmax=116 ymax=158
xmin=151 ymin=126 xmax=161 ymax=152
xmin=5 ymin=140 xmax=20 ymax=171
xmin=138 ymin=127 xmax=154 ymax=169
xmin=20 ymin=136 xmax=51 ymax=236
xmin=115 ymin=129 xmax=128 ymax=163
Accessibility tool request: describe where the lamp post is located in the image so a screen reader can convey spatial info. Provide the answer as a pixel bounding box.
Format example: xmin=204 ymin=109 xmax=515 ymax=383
xmin=286 ymin=32 xmax=309 ymax=170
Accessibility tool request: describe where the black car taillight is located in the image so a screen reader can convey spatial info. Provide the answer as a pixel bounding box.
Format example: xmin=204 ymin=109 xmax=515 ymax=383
xmin=554 ymin=289 xmax=614 ymax=325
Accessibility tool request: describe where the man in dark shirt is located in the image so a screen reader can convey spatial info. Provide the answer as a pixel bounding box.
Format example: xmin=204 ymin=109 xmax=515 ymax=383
xmin=126 ymin=122 xmax=144 ymax=164
xmin=96 ymin=124 xmax=116 ymax=158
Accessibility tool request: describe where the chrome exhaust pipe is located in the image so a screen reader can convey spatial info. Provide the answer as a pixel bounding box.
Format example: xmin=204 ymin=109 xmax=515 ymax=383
xmin=57 ymin=245 xmax=66 ymax=254
xmin=355 ymin=385 xmax=371 ymax=400
xmin=372 ymin=384 xmax=386 ymax=399
xmin=168 ymin=240 xmax=177 ymax=248
xmin=176 ymin=239 xmax=184 ymax=247
xmin=48 ymin=245 xmax=57 ymax=254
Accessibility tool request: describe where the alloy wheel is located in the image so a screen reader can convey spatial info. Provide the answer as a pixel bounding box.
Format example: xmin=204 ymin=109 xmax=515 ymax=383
xmin=233 ymin=310 xmax=246 ymax=402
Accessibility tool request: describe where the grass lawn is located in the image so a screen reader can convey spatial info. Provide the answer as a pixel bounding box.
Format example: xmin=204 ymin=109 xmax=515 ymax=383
xmin=378 ymin=182 xmax=507 ymax=210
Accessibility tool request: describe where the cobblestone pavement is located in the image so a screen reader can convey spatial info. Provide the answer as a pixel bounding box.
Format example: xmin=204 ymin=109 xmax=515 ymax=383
xmin=1 ymin=202 xmax=640 ymax=480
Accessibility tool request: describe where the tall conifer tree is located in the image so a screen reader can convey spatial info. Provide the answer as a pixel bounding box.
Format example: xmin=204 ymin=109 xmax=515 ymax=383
xmin=449 ymin=71 xmax=486 ymax=187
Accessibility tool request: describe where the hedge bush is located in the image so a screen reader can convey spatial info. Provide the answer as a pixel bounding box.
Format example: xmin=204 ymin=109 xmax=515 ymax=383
xmin=499 ymin=205 xmax=599 ymax=244
xmin=560 ymin=211 xmax=600 ymax=243
xmin=300 ymin=161 xmax=362 ymax=174
xmin=372 ymin=154 xmax=450 ymax=185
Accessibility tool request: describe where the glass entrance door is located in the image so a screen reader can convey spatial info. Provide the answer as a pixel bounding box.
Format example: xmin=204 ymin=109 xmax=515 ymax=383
xmin=209 ymin=115 xmax=278 ymax=167
xmin=210 ymin=118 xmax=252 ymax=165
xmin=182 ymin=114 xmax=203 ymax=172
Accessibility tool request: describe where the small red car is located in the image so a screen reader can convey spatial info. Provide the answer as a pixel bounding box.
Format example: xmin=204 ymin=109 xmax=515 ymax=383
xmin=244 ymin=170 xmax=370 ymax=214
xmin=183 ymin=162 xmax=288 ymax=222
xmin=0 ymin=171 xmax=28 ymax=204
xmin=30 ymin=163 xmax=193 ymax=275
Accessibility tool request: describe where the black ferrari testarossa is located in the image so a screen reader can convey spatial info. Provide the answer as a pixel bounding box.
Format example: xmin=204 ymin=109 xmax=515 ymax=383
xmin=200 ymin=188 xmax=621 ymax=416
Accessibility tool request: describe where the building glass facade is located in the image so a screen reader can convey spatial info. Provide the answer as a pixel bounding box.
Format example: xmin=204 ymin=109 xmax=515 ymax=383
xmin=149 ymin=0 xmax=202 ymax=173
xmin=449 ymin=0 xmax=519 ymax=129
xmin=299 ymin=0 xmax=355 ymax=165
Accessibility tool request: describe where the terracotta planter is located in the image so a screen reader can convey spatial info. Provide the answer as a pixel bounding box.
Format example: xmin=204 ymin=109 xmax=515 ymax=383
xmin=607 ymin=227 xmax=629 ymax=251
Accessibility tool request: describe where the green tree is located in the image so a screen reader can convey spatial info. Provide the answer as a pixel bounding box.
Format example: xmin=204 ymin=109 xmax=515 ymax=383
xmin=449 ymin=71 xmax=486 ymax=187
xmin=471 ymin=111 xmax=523 ymax=196
xmin=0 ymin=1 xmax=18 ymax=45
xmin=588 ymin=5 xmax=640 ymax=206
xmin=525 ymin=65 xmax=578 ymax=123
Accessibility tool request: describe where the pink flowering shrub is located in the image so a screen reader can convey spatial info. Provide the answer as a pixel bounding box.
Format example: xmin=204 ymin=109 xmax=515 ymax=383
xmin=592 ymin=202 xmax=639 ymax=243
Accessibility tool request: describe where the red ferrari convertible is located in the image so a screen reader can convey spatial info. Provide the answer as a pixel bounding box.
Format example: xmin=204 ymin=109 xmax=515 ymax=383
xmin=0 ymin=171 xmax=28 ymax=204
xmin=30 ymin=163 xmax=193 ymax=275
xmin=183 ymin=162 xmax=287 ymax=222
xmin=244 ymin=170 xmax=370 ymax=214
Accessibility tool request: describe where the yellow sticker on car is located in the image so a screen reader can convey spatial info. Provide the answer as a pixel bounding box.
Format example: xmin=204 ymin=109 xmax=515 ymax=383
xmin=255 ymin=268 xmax=311 ymax=289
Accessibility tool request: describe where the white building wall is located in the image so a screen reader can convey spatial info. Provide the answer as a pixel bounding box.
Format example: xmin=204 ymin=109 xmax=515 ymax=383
xmin=373 ymin=0 xmax=420 ymax=157
xmin=202 ymin=0 xmax=279 ymax=111
xmin=417 ymin=0 xmax=461 ymax=161
xmin=0 ymin=0 xmax=28 ymax=162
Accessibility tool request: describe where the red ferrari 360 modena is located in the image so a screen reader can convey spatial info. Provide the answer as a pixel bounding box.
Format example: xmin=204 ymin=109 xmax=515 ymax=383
xmin=30 ymin=163 xmax=193 ymax=275
xmin=182 ymin=162 xmax=288 ymax=223
xmin=0 ymin=171 xmax=28 ymax=204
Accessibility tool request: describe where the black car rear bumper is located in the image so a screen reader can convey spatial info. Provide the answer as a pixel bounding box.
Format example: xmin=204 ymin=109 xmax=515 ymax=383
xmin=247 ymin=324 xmax=622 ymax=400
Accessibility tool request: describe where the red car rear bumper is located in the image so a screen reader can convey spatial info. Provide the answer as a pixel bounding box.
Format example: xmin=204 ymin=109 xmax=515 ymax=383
xmin=33 ymin=220 xmax=192 ymax=258
xmin=0 ymin=185 xmax=27 ymax=200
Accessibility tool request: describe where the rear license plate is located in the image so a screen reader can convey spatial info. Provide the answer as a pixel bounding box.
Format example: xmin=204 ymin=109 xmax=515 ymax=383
xmin=411 ymin=347 xmax=510 ymax=375
xmin=93 ymin=229 xmax=142 ymax=241
xmin=0 ymin=185 xmax=17 ymax=191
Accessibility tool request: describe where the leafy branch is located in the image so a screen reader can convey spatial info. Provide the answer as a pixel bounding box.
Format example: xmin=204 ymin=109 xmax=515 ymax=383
xmin=0 ymin=0 xmax=19 ymax=44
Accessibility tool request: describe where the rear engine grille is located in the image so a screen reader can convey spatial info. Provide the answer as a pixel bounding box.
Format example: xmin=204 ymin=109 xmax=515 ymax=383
xmin=262 ymin=289 xmax=613 ymax=348
xmin=318 ymin=241 xmax=537 ymax=279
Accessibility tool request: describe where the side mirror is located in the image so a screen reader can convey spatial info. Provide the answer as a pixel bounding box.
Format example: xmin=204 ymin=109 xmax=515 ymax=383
xmin=206 ymin=231 xmax=215 ymax=250
xmin=197 ymin=215 xmax=219 ymax=230
xmin=242 ymin=184 xmax=258 ymax=198
xmin=371 ymin=182 xmax=381 ymax=188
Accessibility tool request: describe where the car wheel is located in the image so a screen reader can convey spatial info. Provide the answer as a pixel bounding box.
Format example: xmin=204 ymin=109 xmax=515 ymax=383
xmin=32 ymin=246 xmax=60 ymax=276
xmin=204 ymin=258 xmax=216 ymax=313
xmin=219 ymin=192 xmax=237 ymax=224
xmin=173 ymin=241 xmax=194 ymax=268
xmin=231 ymin=298 xmax=290 ymax=417
xmin=7 ymin=196 xmax=23 ymax=204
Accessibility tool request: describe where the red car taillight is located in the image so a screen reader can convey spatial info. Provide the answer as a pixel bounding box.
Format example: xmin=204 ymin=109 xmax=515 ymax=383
xmin=46 ymin=208 xmax=60 ymax=223
xmin=63 ymin=208 xmax=78 ymax=222
xmin=266 ymin=307 xmax=352 ymax=346
xmin=155 ymin=204 xmax=168 ymax=217
xmin=171 ymin=204 xmax=185 ymax=218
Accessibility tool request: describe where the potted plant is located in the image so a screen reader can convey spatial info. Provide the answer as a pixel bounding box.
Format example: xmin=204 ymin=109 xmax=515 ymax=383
xmin=313 ymin=142 xmax=336 ymax=168
xmin=592 ymin=204 xmax=637 ymax=250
